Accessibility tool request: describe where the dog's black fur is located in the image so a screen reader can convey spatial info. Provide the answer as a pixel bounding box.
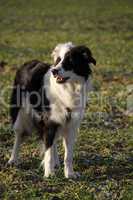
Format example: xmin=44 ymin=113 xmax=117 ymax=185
xmin=10 ymin=60 xmax=50 ymax=124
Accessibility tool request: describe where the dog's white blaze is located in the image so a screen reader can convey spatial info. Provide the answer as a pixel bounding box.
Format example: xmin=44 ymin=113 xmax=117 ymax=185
xmin=52 ymin=42 xmax=74 ymax=63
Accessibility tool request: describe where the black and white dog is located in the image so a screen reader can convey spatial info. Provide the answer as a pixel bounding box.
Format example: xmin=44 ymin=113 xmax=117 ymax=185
xmin=8 ymin=42 xmax=96 ymax=178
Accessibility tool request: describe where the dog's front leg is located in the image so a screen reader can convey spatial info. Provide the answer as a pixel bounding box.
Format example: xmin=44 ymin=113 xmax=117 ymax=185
xmin=41 ymin=120 xmax=59 ymax=177
xmin=63 ymin=128 xmax=79 ymax=178
xmin=43 ymin=145 xmax=55 ymax=177
xmin=41 ymin=142 xmax=59 ymax=169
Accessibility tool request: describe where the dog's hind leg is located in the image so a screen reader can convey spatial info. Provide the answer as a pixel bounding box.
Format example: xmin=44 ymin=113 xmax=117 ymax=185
xmin=8 ymin=131 xmax=22 ymax=165
xmin=8 ymin=111 xmax=24 ymax=166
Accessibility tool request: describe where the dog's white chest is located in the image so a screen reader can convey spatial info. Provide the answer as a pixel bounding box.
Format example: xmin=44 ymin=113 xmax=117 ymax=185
xmin=44 ymin=71 xmax=89 ymax=126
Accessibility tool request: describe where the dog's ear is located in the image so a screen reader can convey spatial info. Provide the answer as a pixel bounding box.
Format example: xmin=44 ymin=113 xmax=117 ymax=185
xmin=78 ymin=46 xmax=96 ymax=65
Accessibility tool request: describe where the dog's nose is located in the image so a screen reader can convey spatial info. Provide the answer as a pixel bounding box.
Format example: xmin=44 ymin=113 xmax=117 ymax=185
xmin=51 ymin=68 xmax=59 ymax=76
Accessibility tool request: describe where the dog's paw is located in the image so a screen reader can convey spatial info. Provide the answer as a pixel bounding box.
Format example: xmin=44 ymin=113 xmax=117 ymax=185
xmin=65 ymin=171 xmax=81 ymax=179
xmin=44 ymin=168 xmax=55 ymax=178
xmin=7 ymin=158 xmax=20 ymax=166
xmin=44 ymin=171 xmax=55 ymax=178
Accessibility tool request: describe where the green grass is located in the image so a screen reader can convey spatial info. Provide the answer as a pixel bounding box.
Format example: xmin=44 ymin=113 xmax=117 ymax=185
xmin=0 ymin=0 xmax=133 ymax=199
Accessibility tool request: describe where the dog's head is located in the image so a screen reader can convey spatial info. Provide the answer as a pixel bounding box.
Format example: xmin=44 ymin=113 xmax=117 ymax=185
xmin=51 ymin=42 xmax=96 ymax=84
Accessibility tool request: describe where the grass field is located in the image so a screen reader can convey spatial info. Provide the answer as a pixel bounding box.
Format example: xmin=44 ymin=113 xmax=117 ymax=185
xmin=0 ymin=0 xmax=133 ymax=199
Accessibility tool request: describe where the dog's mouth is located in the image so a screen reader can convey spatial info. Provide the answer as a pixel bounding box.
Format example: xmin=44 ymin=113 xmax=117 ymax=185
xmin=54 ymin=75 xmax=70 ymax=83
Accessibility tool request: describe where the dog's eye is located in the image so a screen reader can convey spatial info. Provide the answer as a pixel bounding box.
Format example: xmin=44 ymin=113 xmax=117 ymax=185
xmin=55 ymin=57 xmax=61 ymax=66
xmin=63 ymin=57 xmax=73 ymax=71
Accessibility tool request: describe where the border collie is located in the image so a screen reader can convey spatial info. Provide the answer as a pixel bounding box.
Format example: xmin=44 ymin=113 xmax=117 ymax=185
xmin=8 ymin=42 xmax=96 ymax=178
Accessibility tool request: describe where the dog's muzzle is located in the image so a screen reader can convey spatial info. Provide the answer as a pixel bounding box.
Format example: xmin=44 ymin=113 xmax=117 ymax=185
xmin=51 ymin=68 xmax=69 ymax=84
